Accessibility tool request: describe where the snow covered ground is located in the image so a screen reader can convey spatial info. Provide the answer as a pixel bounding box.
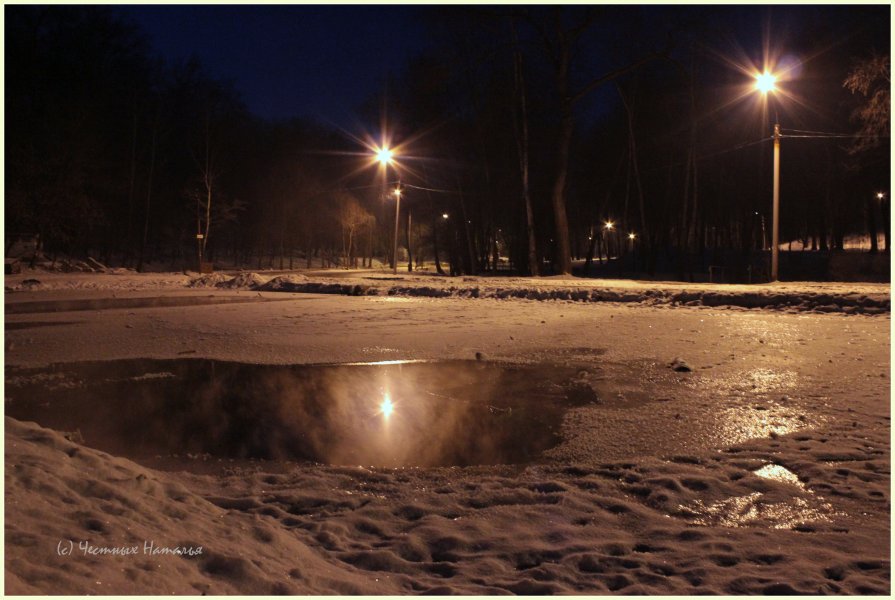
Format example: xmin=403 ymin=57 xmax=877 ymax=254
xmin=4 ymin=268 xmax=891 ymax=594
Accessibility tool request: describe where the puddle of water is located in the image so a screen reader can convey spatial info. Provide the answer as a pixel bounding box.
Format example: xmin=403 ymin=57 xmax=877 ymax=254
xmin=5 ymin=359 xmax=598 ymax=469
xmin=5 ymin=321 xmax=83 ymax=330
xmin=5 ymin=295 xmax=292 ymax=315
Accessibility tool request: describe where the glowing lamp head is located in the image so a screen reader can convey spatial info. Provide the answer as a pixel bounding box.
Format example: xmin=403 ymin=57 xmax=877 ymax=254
xmin=876 ymin=192 xmax=885 ymax=200
xmin=755 ymin=71 xmax=777 ymax=94
xmin=394 ymin=186 xmax=402 ymax=198
xmin=376 ymin=147 xmax=394 ymax=165
xmin=628 ymin=232 xmax=636 ymax=240
xmin=442 ymin=213 xmax=449 ymax=220
xmin=604 ymin=221 xmax=615 ymax=231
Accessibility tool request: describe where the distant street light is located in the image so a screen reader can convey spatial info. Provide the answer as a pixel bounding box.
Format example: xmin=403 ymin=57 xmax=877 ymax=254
xmin=442 ymin=213 xmax=449 ymax=220
xmin=877 ymin=192 xmax=885 ymax=200
xmin=628 ymin=232 xmax=636 ymax=241
xmin=603 ymin=221 xmax=615 ymax=259
xmin=755 ymin=70 xmax=781 ymax=281
xmin=392 ymin=184 xmax=402 ymax=275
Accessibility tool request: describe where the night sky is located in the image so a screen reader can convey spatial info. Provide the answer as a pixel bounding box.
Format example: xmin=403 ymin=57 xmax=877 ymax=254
xmin=117 ymin=4 xmax=430 ymax=124
xmin=116 ymin=3 xmax=889 ymax=130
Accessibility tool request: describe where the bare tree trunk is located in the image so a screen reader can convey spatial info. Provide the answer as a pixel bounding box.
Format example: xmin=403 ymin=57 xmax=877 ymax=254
xmin=550 ymin=100 xmax=575 ymax=275
xmin=883 ymin=196 xmax=890 ymax=253
xmin=617 ymin=84 xmax=648 ymax=265
xmin=867 ymin=195 xmax=879 ymax=253
xmin=125 ymin=101 xmax=138 ymax=266
xmin=432 ymin=210 xmax=445 ymax=275
xmin=137 ymin=111 xmax=158 ymax=273
xmin=511 ymin=21 xmax=538 ymax=276
xmin=456 ymin=177 xmax=478 ymax=275
xmin=405 ymin=207 xmax=413 ymax=272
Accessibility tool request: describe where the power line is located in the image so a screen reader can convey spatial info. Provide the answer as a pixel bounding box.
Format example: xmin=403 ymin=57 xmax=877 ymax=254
xmin=782 ymin=128 xmax=845 ymax=136
xmin=695 ymin=136 xmax=772 ymax=162
xmin=403 ymin=183 xmax=458 ymax=194
xmin=781 ymin=133 xmax=884 ymax=139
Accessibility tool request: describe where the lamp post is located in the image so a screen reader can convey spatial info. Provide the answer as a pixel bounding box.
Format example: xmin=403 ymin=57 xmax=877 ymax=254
xmin=392 ymin=184 xmax=402 ymax=275
xmin=755 ymin=70 xmax=780 ymax=281
xmin=604 ymin=220 xmax=614 ymax=260
xmin=375 ymin=146 xmax=399 ymax=273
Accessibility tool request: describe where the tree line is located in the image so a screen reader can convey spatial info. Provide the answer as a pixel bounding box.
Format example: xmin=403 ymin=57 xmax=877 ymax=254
xmin=5 ymin=5 xmax=889 ymax=278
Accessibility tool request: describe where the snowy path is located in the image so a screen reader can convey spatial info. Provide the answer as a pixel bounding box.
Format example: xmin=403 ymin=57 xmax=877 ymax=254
xmin=4 ymin=282 xmax=890 ymax=594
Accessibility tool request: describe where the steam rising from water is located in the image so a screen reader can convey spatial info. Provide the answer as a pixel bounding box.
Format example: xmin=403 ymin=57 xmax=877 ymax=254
xmin=6 ymin=359 xmax=593 ymax=468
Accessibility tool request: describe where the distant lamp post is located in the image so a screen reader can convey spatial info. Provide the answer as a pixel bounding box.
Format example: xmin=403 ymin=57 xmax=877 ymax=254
xmin=604 ymin=221 xmax=615 ymax=259
xmin=391 ymin=184 xmax=402 ymax=275
xmin=628 ymin=232 xmax=636 ymax=241
xmin=877 ymin=192 xmax=885 ymax=201
xmin=442 ymin=213 xmax=449 ymax=220
xmin=755 ymin=70 xmax=781 ymax=281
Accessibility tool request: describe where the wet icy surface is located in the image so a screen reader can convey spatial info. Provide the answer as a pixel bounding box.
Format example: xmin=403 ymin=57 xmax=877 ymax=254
xmin=3 ymin=285 xmax=889 ymax=595
xmin=5 ymin=355 xmax=824 ymax=471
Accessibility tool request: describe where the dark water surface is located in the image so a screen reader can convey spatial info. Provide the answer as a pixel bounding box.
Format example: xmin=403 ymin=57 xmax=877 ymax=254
xmin=5 ymin=359 xmax=599 ymax=468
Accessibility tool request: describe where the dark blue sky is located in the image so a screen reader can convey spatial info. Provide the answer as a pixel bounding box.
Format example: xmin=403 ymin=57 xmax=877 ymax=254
xmin=117 ymin=5 xmax=430 ymax=123
xmin=116 ymin=3 xmax=889 ymax=131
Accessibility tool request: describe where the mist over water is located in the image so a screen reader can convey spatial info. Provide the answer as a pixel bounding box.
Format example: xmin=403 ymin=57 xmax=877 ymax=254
xmin=5 ymin=359 xmax=597 ymax=468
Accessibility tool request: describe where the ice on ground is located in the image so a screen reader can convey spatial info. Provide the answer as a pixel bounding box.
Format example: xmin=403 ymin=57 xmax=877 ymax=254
xmin=3 ymin=269 xmax=890 ymax=594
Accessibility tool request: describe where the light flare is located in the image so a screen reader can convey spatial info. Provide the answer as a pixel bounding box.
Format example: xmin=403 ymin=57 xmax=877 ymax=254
xmin=376 ymin=147 xmax=394 ymax=165
xmin=755 ymin=71 xmax=777 ymax=94
xmin=380 ymin=393 xmax=394 ymax=419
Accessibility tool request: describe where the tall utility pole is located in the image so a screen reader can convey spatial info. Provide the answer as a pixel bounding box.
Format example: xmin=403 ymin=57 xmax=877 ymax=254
xmin=771 ymin=122 xmax=780 ymax=281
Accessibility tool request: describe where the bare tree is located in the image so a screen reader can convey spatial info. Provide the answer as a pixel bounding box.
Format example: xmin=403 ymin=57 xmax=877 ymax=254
xmin=337 ymin=191 xmax=374 ymax=268
xmin=527 ymin=7 xmax=664 ymax=274
xmin=843 ymin=53 xmax=890 ymax=155
xmin=511 ymin=19 xmax=538 ymax=276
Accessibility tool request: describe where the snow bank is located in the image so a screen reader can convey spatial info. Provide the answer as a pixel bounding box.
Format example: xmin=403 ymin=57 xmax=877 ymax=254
xmin=235 ymin=273 xmax=890 ymax=314
xmin=6 ymin=415 xmax=889 ymax=594
xmin=7 ymin=268 xmax=888 ymax=314
xmin=4 ymin=418 xmax=388 ymax=595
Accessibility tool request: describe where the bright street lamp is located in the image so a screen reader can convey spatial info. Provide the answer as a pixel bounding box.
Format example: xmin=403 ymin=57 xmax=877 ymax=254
xmin=755 ymin=71 xmax=777 ymax=94
xmin=376 ymin=147 xmax=394 ymax=166
xmin=756 ymin=70 xmax=781 ymax=281
xmin=628 ymin=232 xmax=636 ymax=241
xmin=374 ymin=144 xmax=400 ymax=274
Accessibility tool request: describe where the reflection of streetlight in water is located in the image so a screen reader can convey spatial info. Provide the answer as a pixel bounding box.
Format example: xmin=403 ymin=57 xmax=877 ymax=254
xmin=380 ymin=393 xmax=394 ymax=419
